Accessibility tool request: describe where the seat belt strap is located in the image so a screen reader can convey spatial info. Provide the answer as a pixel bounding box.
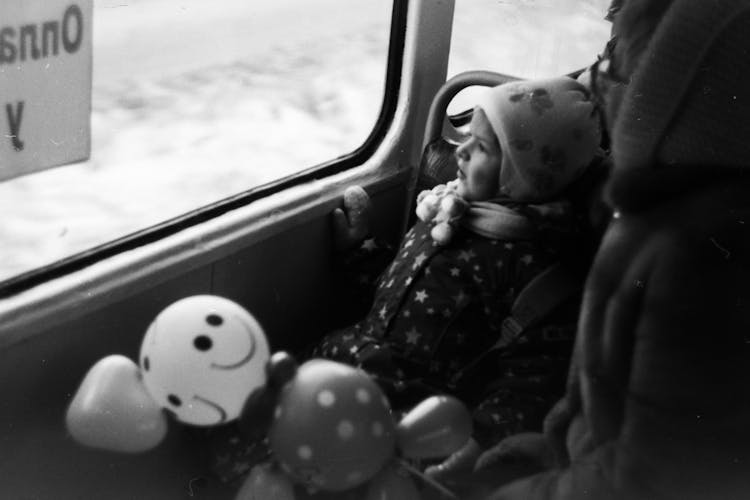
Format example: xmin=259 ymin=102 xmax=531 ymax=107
xmin=496 ymin=262 xmax=583 ymax=349
xmin=448 ymin=262 xmax=583 ymax=387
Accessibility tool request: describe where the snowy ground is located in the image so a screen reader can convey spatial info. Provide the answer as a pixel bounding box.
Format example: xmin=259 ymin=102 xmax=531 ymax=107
xmin=0 ymin=0 xmax=610 ymax=282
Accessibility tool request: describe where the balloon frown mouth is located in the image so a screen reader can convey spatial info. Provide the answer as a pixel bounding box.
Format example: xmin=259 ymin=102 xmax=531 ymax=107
xmin=193 ymin=395 xmax=228 ymax=424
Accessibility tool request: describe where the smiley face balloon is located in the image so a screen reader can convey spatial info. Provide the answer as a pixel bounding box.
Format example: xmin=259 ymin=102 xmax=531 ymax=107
xmin=139 ymin=295 xmax=270 ymax=426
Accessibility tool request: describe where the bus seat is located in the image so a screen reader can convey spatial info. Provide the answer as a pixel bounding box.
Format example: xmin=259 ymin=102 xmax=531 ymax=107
xmin=412 ymin=70 xmax=610 ymax=236
xmin=411 ymin=70 xmax=613 ymax=369
xmin=415 ymin=71 xmax=519 ymax=196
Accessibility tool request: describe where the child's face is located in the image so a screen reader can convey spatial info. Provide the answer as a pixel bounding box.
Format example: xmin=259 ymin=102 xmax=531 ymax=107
xmin=454 ymin=108 xmax=503 ymax=202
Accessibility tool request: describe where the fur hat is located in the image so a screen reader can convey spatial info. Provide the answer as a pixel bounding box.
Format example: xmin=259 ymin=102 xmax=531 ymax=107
xmin=607 ymin=0 xmax=750 ymax=211
xmin=475 ymin=77 xmax=601 ymax=202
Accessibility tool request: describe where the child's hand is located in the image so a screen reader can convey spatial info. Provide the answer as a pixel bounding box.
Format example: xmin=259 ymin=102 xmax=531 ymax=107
xmin=332 ymin=186 xmax=371 ymax=252
xmin=474 ymin=432 xmax=554 ymax=472
xmin=424 ymin=437 xmax=481 ymax=481
xmin=426 ymin=434 xmax=553 ymax=497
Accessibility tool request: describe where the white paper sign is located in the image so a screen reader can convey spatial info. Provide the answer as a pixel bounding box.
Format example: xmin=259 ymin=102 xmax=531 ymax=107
xmin=0 ymin=0 xmax=92 ymax=183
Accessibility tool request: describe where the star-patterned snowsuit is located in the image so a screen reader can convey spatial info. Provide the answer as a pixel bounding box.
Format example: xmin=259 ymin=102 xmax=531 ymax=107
xmin=315 ymin=215 xmax=579 ymax=448
xmin=205 ymin=201 xmax=594 ymax=485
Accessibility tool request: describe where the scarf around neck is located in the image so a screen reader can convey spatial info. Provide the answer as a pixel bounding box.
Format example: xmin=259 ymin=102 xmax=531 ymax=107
xmin=460 ymin=201 xmax=538 ymax=240
xmin=416 ymin=183 xmax=573 ymax=244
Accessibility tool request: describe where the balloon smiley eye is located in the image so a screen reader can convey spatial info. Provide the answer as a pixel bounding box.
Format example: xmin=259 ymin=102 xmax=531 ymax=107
xmin=206 ymin=314 xmax=223 ymax=326
xmin=193 ymin=335 xmax=213 ymax=351
xmin=142 ymin=356 xmax=150 ymax=371
xmin=167 ymin=394 xmax=182 ymax=407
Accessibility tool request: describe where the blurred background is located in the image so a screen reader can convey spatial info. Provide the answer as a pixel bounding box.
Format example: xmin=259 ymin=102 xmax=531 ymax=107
xmin=0 ymin=0 xmax=611 ymax=282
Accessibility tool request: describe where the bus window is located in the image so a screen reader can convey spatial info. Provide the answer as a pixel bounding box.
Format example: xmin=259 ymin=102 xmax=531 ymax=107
xmin=447 ymin=0 xmax=612 ymax=114
xmin=0 ymin=0 xmax=393 ymax=285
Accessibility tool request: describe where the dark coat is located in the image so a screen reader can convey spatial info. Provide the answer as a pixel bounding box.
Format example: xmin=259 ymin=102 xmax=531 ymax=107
xmin=484 ymin=181 xmax=750 ymax=500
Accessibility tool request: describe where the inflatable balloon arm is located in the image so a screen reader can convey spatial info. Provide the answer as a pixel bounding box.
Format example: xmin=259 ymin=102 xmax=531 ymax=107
xmin=66 ymin=295 xmax=271 ymax=453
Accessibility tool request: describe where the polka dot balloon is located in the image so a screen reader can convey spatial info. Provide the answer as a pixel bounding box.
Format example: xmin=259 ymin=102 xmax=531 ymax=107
xmin=268 ymin=359 xmax=396 ymax=491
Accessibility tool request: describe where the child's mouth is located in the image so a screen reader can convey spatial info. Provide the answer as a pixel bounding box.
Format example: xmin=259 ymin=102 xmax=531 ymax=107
xmin=457 ymin=169 xmax=466 ymax=180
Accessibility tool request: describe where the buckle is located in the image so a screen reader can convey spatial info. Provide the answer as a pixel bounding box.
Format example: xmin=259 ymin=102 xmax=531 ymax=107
xmin=500 ymin=316 xmax=524 ymax=343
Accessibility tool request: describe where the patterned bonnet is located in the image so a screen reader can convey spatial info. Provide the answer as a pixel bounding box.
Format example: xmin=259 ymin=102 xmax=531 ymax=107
xmin=475 ymin=76 xmax=601 ymax=202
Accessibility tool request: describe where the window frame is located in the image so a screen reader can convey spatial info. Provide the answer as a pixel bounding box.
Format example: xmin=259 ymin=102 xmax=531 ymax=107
xmin=0 ymin=0 xmax=456 ymax=348
xmin=0 ymin=0 xmax=409 ymax=298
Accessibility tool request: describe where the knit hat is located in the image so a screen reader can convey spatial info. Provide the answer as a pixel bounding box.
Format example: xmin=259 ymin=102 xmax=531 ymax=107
xmin=607 ymin=0 xmax=750 ymax=211
xmin=475 ymin=76 xmax=601 ymax=202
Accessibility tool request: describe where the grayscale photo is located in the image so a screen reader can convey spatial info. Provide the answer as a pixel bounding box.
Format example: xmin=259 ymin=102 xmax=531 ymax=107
xmin=1 ymin=0 xmax=748 ymax=498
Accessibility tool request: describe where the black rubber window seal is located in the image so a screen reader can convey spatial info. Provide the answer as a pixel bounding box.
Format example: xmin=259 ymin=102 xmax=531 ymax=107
xmin=0 ymin=0 xmax=408 ymax=299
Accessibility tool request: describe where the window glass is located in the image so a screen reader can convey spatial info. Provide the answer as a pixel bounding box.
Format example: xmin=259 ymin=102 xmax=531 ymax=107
xmin=0 ymin=0 xmax=392 ymax=283
xmin=448 ymin=0 xmax=612 ymax=113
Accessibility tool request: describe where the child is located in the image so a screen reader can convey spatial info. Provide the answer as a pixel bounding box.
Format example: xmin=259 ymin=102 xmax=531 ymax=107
xmin=208 ymin=76 xmax=604 ymax=489
xmin=317 ymin=75 xmax=602 ymax=452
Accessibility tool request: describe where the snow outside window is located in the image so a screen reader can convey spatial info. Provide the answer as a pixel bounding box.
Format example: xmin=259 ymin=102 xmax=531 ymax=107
xmin=448 ymin=0 xmax=612 ymax=114
xmin=0 ymin=0 xmax=393 ymax=283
